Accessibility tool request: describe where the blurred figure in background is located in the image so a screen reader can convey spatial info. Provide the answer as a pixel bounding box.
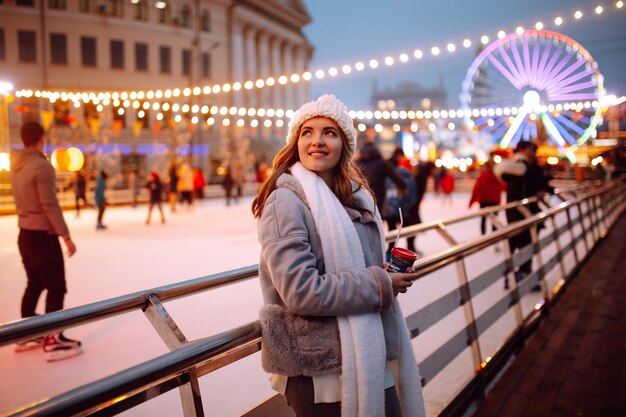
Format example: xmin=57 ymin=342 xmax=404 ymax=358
xmin=355 ymin=142 xmax=406 ymax=213
xmin=469 ymin=159 xmax=506 ymax=235
xmin=167 ymin=163 xmax=179 ymax=213
xmin=72 ymin=170 xmax=87 ymax=217
xmin=495 ymin=141 xmax=550 ymax=290
xmin=146 ymin=171 xmax=165 ymax=225
xmin=384 ymin=147 xmax=418 ymax=255
xmin=177 ymin=160 xmax=194 ymax=209
xmin=413 ymin=161 xmax=435 ymax=224
xmin=222 ymin=164 xmax=238 ymax=206
xmin=129 ymin=170 xmax=140 ymax=208
xmin=439 ymin=168 xmax=455 ymax=206
xmin=193 ymin=167 xmax=206 ymax=199
xmin=95 ymin=170 xmax=108 ymax=230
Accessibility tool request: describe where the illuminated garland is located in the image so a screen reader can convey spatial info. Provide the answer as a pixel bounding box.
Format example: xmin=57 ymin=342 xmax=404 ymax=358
xmin=11 ymin=1 xmax=625 ymax=104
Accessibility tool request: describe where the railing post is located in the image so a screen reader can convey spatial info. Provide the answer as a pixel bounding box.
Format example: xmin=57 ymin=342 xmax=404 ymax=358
xmin=565 ymin=207 xmax=580 ymax=265
xmin=516 ymin=206 xmax=549 ymax=301
xmin=436 ymin=225 xmax=484 ymax=383
xmin=576 ymin=201 xmax=591 ymax=254
xmin=585 ymin=197 xmax=600 ymax=244
xmin=144 ymin=295 xmax=205 ymax=417
xmin=489 ymin=214 xmax=528 ymax=327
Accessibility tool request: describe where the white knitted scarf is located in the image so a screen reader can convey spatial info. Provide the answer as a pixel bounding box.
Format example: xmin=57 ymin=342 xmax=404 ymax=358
xmin=290 ymin=162 xmax=425 ymax=417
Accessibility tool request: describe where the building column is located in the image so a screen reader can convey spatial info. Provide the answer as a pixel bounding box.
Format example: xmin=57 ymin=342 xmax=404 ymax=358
xmin=231 ymin=21 xmax=245 ymax=108
xmin=270 ymin=36 xmax=283 ymax=111
xmin=257 ymin=31 xmax=271 ymax=109
xmin=281 ymin=42 xmax=294 ymax=111
xmin=293 ymin=46 xmax=308 ymax=107
xmin=244 ymin=25 xmax=258 ymax=109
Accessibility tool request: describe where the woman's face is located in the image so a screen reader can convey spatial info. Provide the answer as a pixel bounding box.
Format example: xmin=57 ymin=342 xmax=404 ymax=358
xmin=297 ymin=116 xmax=343 ymax=185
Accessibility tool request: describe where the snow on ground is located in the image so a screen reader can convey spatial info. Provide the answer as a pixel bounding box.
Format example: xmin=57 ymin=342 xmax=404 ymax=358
xmin=0 ymin=190 xmax=586 ymax=416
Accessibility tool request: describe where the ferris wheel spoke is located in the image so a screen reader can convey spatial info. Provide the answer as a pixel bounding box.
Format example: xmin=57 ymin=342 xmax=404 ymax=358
xmin=544 ymin=57 xmax=587 ymax=92
xmin=546 ymin=67 xmax=595 ymax=94
xmin=536 ymin=43 xmax=566 ymax=90
xmin=549 ymin=80 xmax=596 ymax=97
xmin=538 ymin=52 xmax=574 ymax=91
xmin=540 ymin=112 xmax=570 ymax=149
xmin=546 ymin=114 xmax=577 ymax=145
xmin=490 ymin=123 xmax=509 ymax=144
xmin=488 ymin=54 xmax=523 ymax=90
xmin=510 ymin=39 xmax=530 ymax=85
xmin=509 ymin=119 xmax=527 ymax=148
xmin=497 ymin=44 xmax=525 ymax=87
xmin=554 ymin=113 xmax=586 ymax=135
xmin=535 ymin=41 xmax=554 ymax=89
xmin=500 ymin=108 xmax=528 ymax=148
xmin=530 ymin=40 xmax=542 ymax=88
xmin=522 ymin=37 xmax=533 ymax=85
xmin=549 ymin=92 xmax=597 ymax=101
xmin=562 ymin=111 xmax=592 ymax=124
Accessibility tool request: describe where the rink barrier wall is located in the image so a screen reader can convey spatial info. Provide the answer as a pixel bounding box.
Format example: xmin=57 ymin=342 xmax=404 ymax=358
xmin=1 ymin=178 xmax=625 ymax=417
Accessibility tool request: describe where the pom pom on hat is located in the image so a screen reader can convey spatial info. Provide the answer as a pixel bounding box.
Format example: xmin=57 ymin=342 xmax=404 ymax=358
xmin=285 ymin=94 xmax=357 ymax=157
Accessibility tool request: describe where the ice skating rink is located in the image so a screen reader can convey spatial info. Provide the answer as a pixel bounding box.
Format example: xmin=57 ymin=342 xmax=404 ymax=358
xmin=0 ymin=191 xmax=560 ymax=416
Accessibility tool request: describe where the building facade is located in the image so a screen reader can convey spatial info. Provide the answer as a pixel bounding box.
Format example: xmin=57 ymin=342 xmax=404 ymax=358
xmin=0 ymin=0 xmax=312 ymax=181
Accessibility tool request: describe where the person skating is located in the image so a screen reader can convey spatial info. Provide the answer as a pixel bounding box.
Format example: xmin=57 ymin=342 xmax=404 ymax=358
xmin=94 ymin=170 xmax=108 ymax=230
xmin=146 ymin=171 xmax=165 ymax=225
xmin=10 ymin=121 xmax=82 ymax=361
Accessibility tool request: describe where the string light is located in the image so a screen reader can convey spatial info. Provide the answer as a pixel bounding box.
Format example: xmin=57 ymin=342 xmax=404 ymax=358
xmin=14 ymin=3 xmax=624 ymax=104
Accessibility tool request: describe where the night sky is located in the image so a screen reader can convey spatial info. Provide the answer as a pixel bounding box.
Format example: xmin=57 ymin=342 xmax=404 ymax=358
xmin=302 ymin=0 xmax=626 ymax=110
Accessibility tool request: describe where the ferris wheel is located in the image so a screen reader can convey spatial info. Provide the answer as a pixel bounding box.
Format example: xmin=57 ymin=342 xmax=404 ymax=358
xmin=460 ymin=30 xmax=604 ymax=153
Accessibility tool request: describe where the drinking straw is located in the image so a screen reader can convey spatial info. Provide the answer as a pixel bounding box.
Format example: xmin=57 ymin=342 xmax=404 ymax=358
xmin=394 ymin=207 xmax=403 ymax=248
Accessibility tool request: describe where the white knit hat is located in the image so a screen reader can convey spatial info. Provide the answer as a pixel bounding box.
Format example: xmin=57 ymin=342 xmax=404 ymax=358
xmin=285 ymin=94 xmax=357 ymax=157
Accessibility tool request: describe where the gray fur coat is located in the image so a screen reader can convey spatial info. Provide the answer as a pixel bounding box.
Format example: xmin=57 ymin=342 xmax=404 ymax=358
xmin=257 ymin=173 xmax=402 ymax=376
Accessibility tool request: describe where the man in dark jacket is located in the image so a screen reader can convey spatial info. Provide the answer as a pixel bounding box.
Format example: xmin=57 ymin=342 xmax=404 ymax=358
xmin=355 ymin=142 xmax=407 ymax=212
xmin=10 ymin=122 xmax=82 ymax=361
xmin=495 ymin=141 xmax=550 ymax=290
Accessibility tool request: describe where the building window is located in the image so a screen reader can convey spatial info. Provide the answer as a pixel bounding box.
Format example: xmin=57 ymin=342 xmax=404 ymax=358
xmin=181 ymin=5 xmax=192 ymax=28
xmin=0 ymin=30 xmax=5 ymax=61
xmin=50 ymin=33 xmax=67 ymax=64
xmin=16 ymin=0 xmax=35 ymax=6
xmin=109 ymin=0 xmax=123 ymax=17
xmin=18 ymin=31 xmax=36 ymax=63
xmin=81 ymin=37 xmax=96 ymax=67
xmin=159 ymin=46 xmax=171 ymax=73
xmin=48 ymin=0 xmax=66 ymax=10
xmin=110 ymin=40 xmax=124 ymax=69
xmin=135 ymin=43 xmax=148 ymax=71
xmin=79 ymin=0 xmax=93 ymax=12
xmin=157 ymin=2 xmax=169 ymax=23
xmin=201 ymin=10 xmax=211 ymax=32
xmin=134 ymin=0 xmax=148 ymax=20
xmin=201 ymin=52 xmax=210 ymax=78
xmin=182 ymin=49 xmax=191 ymax=76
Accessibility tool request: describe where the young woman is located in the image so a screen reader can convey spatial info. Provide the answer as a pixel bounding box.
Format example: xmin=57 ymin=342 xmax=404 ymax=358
xmin=252 ymin=95 xmax=426 ymax=417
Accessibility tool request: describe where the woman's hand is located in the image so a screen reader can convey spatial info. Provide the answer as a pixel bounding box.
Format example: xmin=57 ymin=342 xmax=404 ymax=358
xmin=384 ymin=264 xmax=418 ymax=296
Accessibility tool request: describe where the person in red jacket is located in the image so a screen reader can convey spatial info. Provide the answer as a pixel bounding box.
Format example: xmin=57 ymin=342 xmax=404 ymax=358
xmin=469 ymin=159 xmax=506 ymax=235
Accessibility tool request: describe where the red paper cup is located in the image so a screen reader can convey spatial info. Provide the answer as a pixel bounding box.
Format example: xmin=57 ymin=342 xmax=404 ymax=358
xmin=388 ymin=247 xmax=418 ymax=273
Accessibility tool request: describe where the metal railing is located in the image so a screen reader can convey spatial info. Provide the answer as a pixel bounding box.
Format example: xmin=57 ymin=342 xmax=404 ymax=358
xmin=1 ymin=178 xmax=625 ymax=417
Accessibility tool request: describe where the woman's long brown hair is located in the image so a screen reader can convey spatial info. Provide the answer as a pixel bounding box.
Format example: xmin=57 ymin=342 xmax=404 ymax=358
xmin=252 ymin=124 xmax=372 ymax=218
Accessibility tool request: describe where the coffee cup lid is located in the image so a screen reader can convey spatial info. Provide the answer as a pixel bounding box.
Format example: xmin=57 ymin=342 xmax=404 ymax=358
xmin=390 ymin=246 xmax=418 ymax=261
